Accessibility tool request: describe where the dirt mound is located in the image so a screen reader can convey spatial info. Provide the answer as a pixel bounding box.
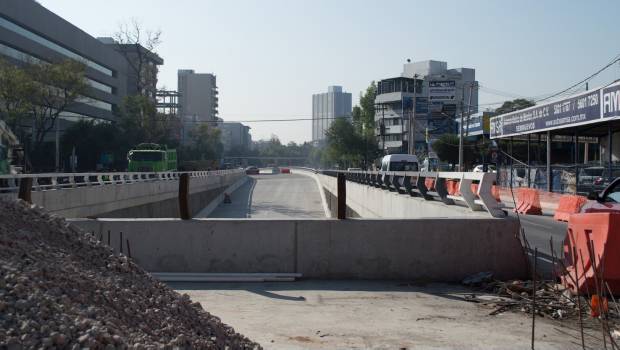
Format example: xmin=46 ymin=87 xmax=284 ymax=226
xmin=0 ymin=199 xmax=261 ymax=349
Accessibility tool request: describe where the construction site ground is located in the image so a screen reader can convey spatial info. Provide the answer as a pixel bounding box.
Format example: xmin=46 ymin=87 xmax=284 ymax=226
xmin=173 ymin=280 xmax=592 ymax=350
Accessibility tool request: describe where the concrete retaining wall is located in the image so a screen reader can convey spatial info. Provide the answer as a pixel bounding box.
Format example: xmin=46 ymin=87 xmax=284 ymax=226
xmin=308 ymin=171 xmax=491 ymax=219
xmin=71 ymin=217 xmax=527 ymax=281
xmin=14 ymin=172 xmax=245 ymax=218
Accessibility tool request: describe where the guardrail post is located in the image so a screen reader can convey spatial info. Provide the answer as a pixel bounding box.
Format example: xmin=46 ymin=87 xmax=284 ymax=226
xmin=18 ymin=177 xmax=33 ymax=203
xmin=179 ymin=173 xmax=191 ymax=220
xmin=337 ymin=172 xmax=346 ymax=220
xmin=416 ymin=175 xmax=430 ymax=199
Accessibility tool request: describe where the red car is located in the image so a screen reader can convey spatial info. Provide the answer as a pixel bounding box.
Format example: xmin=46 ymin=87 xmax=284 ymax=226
xmin=280 ymin=168 xmax=291 ymax=174
xmin=581 ymin=178 xmax=620 ymax=213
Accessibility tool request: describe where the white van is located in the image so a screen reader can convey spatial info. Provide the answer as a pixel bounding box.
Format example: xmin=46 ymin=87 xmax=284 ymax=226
xmin=380 ymin=154 xmax=419 ymax=172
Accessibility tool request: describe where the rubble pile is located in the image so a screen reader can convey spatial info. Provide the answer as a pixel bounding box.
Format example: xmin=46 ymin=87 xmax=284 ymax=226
xmin=0 ymin=199 xmax=261 ymax=349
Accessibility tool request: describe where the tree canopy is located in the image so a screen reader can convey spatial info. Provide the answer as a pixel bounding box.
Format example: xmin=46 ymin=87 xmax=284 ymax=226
xmin=494 ymin=98 xmax=535 ymax=115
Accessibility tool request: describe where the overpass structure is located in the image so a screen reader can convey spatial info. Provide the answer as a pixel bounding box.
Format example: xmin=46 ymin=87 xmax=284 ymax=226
xmin=0 ymin=167 xmax=527 ymax=281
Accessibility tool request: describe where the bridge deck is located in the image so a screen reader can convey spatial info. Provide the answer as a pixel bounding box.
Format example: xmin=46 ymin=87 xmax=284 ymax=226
xmin=202 ymin=173 xmax=326 ymax=219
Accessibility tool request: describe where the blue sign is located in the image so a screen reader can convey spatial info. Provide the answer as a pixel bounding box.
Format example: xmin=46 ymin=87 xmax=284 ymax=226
xmin=490 ymin=89 xmax=600 ymax=138
xmin=602 ymin=83 xmax=620 ymax=119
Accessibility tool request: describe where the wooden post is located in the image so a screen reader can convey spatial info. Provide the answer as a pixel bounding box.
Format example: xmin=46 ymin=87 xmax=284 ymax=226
xmin=18 ymin=177 xmax=33 ymax=203
xmin=337 ymin=173 xmax=346 ymax=220
xmin=179 ymin=173 xmax=191 ymax=220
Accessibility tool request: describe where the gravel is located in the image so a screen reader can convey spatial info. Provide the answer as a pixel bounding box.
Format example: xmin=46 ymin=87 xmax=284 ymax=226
xmin=0 ymin=199 xmax=261 ymax=349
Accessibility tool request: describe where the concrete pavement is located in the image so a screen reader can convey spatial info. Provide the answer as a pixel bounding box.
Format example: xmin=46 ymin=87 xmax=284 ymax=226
xmin=174 ymin=280 xmax=587 ymax=349
xmin=205 ymin=173 xmax=326 ymax=219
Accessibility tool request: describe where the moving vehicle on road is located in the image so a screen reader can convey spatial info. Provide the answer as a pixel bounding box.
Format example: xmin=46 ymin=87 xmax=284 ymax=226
xmin=380 ymin=154 xmax=418 ymax=172
xmin=473 ymin=164 xmax=497 ymax=173
xmin=127 ymin=143 xmax=177 ymax=172
xmin=245 ymin=166 xmax=259 ymax=175
xmin=582 ymin=177 xmax=620 ymax=213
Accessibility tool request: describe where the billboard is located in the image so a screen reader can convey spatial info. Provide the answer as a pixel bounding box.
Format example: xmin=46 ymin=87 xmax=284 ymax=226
xmin=490 ymin=89 xmax=601 ymax=138
xmin=429 ymin=80 xmax=456 ymax=101
xmin=602 ymin=83 xmax=620 ymax=119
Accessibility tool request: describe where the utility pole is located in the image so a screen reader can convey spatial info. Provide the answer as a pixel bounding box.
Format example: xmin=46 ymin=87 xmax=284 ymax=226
xmin=409 ymin=74 xmax=418 ymax=155
xmin=458 ymin=83 xmax=466 ymax=171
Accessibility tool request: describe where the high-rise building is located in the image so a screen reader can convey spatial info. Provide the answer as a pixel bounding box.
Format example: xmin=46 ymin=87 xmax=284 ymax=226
xmin=312 ymin=86 xmax=352 ymax=143
xmin=178 ymin=70 xmax=218 ymax=121
xmin=0 ymin=0 xmax=128 ymax=124
xmin=221 ymin=122 xmax=252 ymax=153
xmin=375 ymin=60 xmax=478 ymax=154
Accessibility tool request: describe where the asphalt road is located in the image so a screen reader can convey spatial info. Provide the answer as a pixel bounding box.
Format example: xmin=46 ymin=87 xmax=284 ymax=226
xmin=206 ymin=173 xmax=326 ymax=218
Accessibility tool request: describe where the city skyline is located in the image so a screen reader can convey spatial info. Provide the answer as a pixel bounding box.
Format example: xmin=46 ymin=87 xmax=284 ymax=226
xmin=38 ymin=0 xmax=620 ymax=143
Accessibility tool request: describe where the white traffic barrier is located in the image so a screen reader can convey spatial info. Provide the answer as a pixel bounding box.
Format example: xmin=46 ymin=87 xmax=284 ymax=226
xmin=0 ymin=169 xmax=244 ymax=193
xmin=320 ymin=169 xmax=505 ymax=218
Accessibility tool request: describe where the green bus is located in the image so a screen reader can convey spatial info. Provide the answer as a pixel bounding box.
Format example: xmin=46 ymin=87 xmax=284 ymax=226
xmin=127 ymin=143 xmax=177 ymax=172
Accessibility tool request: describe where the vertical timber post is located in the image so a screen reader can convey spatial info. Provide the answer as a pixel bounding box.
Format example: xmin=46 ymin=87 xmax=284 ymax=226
xmin=18 ymin=177 xmax=33 ymax=204
xmin=179 ymin=173 xmax=191 ymax=220
xmin=337 ymin=172 xmax=346 ymax=220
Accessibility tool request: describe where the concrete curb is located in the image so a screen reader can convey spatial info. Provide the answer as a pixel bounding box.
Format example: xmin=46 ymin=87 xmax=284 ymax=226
xmin=196 ymin=175 xmax=249 ymax=218
xmin=292 ymin=169 xmax=331 ymax=218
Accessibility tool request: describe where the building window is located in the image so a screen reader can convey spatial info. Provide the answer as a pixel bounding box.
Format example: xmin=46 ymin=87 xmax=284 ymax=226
xmin=0 ymin=43 xmax=114 ymax=94
xmin=0 ymin=16 xmax=113 ymax=76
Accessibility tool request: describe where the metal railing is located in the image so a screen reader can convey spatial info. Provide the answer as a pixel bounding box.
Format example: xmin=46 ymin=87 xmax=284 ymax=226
xmin=318 ymin=169 xmax=505 ymax=218
xmin=0 ymin=169 xmax=244 ymax=194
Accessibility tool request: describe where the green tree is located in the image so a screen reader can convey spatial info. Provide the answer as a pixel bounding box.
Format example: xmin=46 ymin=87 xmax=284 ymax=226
xmin=324 ymin=118 xmax=365 ymax=168
xmin=118 ymin=95 xmax=179 ymax=146
xmin=0 ymin=59 xmax=36 ymax=130
xmin=179 ymin=123 xmax=223 ymax=162
xmin=61 ymin=120 xmax=129 ymax=171
xmin=352 ymin=81 xmax=377 ymax=133
xmin=495 ymin=98 xmax=535 ymax=115
xmin=27 ymin=60 xmax=89 ymax=153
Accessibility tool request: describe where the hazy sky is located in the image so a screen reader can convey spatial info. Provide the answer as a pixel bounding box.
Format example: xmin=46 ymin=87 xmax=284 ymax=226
xmin=38 ymin=0 xmax=620 ymax=143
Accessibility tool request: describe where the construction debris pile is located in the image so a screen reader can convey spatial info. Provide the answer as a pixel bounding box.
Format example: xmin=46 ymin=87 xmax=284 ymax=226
xmin=463 ymin=272 xmax=620 ymax=349
xmin=0 ymin=199 xmax=261 ymax=349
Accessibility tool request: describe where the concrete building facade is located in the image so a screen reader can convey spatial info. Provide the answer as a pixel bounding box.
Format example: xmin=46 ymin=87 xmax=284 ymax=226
xmin=221 ymin=122 xmax=252 ymax=153
xmin=98 ymin=38 xmax=164 ymax=101
xmin=0 ymin=0 xmax=128 ymax=123
xmin=312 ymin=86 xmax=352 ymax=143
xmin=178 ymin=70 xmax=218 ymax=121
xmin=375 ymin=60 xmax=478 ymax=155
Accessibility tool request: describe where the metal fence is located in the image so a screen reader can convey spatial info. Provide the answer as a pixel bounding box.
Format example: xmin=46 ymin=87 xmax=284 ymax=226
xmin=497 ymin=163 xmax=620 ymax=195
xmin=0 ymin=169 xmax=244 ymax=193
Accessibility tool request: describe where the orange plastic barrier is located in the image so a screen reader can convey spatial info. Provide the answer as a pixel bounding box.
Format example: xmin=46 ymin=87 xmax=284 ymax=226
xmin=470 ymin=183 xmax=479 ymax=198
xmin=514 ymin=188 xmax=542 ymax=215
xmin=553 ymin=195 xmax=588 ymax=222
xmin=491 ymin=185 xmax=501 ymax=202
xmin=425 ymin=178 xmax=435 ymax=191
xmin=280 ymin=168 xmax=291 ymax=174
xmin=562 ymin=213 xmax=620 ymax=295
xmin=446 ymin=180 xmax=460 ymax=195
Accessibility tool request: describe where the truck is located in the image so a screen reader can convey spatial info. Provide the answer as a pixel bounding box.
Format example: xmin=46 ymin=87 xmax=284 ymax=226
xmin=0 ymin=120 xmax=22 ymax=175
xmin=127 ymin=143 xmax=177 ymax=172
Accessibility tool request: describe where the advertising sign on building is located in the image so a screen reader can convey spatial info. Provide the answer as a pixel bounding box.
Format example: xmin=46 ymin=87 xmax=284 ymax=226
xmin=490 ymin=89 xmax=600 ymax=138
xmin=429 ymin=80 xmax=456 ymax=101
xmin=602 ymin=83 xmax=620 ymax=119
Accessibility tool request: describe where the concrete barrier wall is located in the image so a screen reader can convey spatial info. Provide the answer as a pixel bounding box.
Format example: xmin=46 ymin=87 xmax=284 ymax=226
xmin=71 ymin=217 xmax=527 ymax=281
xmin=307 ymin=171 xmax=492 ymax=219
xmin=14 ymin=172 xmax=245 ymax=218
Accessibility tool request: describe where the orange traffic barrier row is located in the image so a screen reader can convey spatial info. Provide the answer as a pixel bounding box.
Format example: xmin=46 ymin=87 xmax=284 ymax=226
xmin=562 ymin=213 xmax=620 ymax=295
xmin=425 ymin=178 xmax=436 ymax=191
xmin=514 ymin=188 xmax=542 ymax=215
xmin=446 ymin=180 xmax=459 ymax=195
xmin=553 ymin=195 xmax=588 ymax=222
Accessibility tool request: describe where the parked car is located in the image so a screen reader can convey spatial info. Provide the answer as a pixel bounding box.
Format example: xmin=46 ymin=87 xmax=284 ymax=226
xmin=581 ymin=177 xmax=620 ymax=213
xmin=245 ymin=166 xmax=259 ymax=175
xmin=473 ymin=164 xmax=497 ymax=173
xmin=280 ymin=167 xmax=291 ymax=174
